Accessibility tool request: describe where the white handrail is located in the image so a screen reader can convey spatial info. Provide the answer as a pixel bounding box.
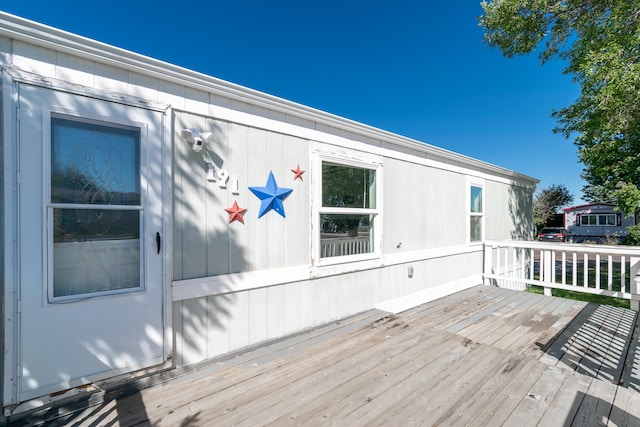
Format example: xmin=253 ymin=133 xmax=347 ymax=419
xmin=483 ymin=240 xmax=640 ymax=310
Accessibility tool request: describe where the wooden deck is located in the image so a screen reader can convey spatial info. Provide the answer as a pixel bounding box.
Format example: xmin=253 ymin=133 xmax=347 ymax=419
xmin=14 ymin=285 xmax=640 ymax=426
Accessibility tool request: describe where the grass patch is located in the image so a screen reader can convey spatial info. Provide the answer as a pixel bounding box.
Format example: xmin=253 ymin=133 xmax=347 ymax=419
xmin=530 ymin=257 xmax=632 ymax=309
xmin=560 ymin=259 xmax=626 ymax=288
xmin=526 ymin=285 xmax=630 ymax=309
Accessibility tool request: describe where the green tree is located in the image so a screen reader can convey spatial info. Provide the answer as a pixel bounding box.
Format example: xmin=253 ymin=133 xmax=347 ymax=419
xmin=479 ymin=1 xmax=640 ymax=207
xmin=612 ymin=182 xmax=640 ymax=217
xmin=533 ymin=184 xmax=574 ymax=229
xmin=624 ymin=224 xmax=640 ymax=246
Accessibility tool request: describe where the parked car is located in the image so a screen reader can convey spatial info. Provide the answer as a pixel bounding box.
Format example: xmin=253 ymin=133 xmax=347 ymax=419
xmin=538 ymin=227 xmax=567 ymax=242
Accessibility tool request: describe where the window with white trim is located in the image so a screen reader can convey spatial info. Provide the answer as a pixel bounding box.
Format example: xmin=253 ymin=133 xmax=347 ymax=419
xmin=469 ymin=184 xmax=484 ymax=242
xmin=317 ymin=160 xmax=380 ymax=260
xmin=579 ymin=213 xmax=618 ymax=226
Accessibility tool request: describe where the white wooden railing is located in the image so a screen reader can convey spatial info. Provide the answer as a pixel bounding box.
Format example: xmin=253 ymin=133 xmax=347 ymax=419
xmin=483 ymin=240 xmax=640 ymax=310
xmin=320 ymin=236 xmax=370 ymax=258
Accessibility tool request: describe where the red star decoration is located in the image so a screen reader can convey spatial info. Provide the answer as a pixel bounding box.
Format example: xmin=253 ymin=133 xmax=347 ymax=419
xmin=291 ymin=164 xmax=305 ymax=181
xmin=224 ymin=201 xmax=247 ymax=224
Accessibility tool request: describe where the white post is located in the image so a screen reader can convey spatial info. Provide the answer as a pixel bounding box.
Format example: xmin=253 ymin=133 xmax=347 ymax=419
xmin=630 ymin=257 xmax=640 ymax=311
xmin=543 ymin=249 xmax=553 ymax=297
xmin=484 ymin=242 xmax=493 ymax=286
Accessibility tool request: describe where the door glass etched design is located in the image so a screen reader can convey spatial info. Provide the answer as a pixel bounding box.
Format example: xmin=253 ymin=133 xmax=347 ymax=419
xmin=51 ymin=117 xmax=140 ymax=205
xmin=50 ymin=116 xmax=142 ymax=298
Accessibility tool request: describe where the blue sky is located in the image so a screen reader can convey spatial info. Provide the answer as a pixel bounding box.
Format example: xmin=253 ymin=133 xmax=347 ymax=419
xmin=2 ymin=1 xmax=584 ymax=202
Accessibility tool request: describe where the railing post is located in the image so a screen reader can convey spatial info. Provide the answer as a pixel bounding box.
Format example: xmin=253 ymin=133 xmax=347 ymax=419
xmin=631 ymin=257 xmax=640 ymax=311
xmin=484 ymin=242 xmax=493 ymax=286
xmin=543 ymin=249 xmax=553 ymax=297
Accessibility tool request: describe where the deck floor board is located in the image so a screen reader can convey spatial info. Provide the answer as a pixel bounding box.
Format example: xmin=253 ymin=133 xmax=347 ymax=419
xmin=13 ymin=285 xmax=640 ymax=427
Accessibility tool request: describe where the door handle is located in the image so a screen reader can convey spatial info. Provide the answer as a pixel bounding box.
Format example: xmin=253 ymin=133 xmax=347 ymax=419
xmin=156 ymin=232 xmax=161 ymax=254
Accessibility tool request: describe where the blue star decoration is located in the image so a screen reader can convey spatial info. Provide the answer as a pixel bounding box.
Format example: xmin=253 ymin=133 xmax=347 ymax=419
xmin=249 ymin=171 xmax=293 ymax=218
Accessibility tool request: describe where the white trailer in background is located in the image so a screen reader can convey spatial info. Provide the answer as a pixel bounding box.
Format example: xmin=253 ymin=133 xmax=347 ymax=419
xmin=564 ymin=203 xmax=634 ymax=243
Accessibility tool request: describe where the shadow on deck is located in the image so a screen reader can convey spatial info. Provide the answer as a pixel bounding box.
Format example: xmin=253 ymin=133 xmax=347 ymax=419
xmin=8 ymin=285 xmax=640 ymax=426
xmin=539 ymin=302 xmax=640 ymax=388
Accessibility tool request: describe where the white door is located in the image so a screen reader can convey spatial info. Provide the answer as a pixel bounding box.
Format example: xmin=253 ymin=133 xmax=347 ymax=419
xmin=15 ymin=84 xmax=167 ymax=403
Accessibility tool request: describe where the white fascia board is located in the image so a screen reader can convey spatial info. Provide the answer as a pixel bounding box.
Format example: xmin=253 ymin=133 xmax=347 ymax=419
xmin=0 ymin=12 xmax=539 ymax=187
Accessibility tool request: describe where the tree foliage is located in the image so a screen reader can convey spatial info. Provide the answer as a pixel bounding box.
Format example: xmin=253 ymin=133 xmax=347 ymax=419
xmin=624 ymin=224 xmax=640 ymax=246
xmin=533 ymin=184 xmax=574 ymax=228
xmin=612 ymin=182 xmax=640 ymax=217
xmin=479 ymin=1 xmax=640 ymax=207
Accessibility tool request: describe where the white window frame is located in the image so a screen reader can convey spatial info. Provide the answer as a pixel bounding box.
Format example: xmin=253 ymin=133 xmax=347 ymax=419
xmin=467 ymin=178 xmax=485 ymax=244
xmin=311 ymin=144 xmax=383 ymax=266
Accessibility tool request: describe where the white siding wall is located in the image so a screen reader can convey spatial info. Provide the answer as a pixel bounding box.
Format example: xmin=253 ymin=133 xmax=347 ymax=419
xmin=383 ymin=159 xmax=467 ymax=252
xmin=485 ymin=180 xmax=534 ymax=241
xmin=172 ymin=251 xmax=483 ymax=366
xmin=1 ymin=34 xmax=535 ymax=369
xmin=172 ymin=112 xmax=311 ymax=280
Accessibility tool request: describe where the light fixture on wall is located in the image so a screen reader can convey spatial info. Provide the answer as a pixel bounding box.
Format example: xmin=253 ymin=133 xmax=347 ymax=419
xmin=181 ymin=128 xmax=213 ymax=152
xmin=180 ymin=128 xmax=236 ymax=189
xmin=181 ymin=128 xmax=219 ymax=181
